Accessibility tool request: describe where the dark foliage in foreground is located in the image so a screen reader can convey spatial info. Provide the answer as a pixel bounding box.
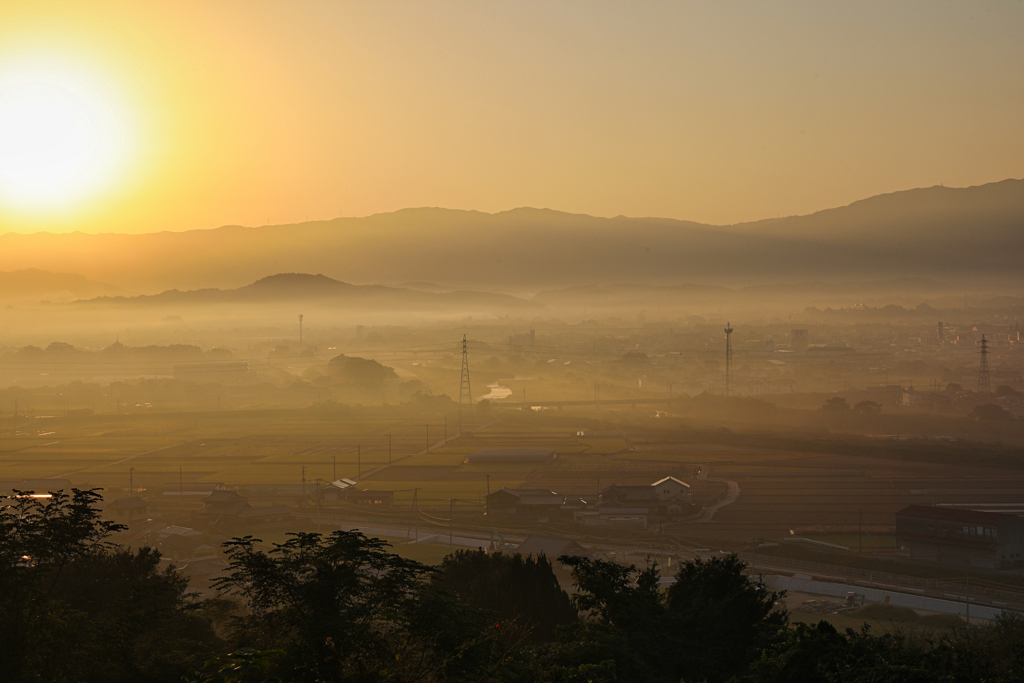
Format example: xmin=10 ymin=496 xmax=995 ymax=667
xmin=0 ymin=489 xmax=219 ymax=682
xmin=435 ymin=549 xmax=578 ymax=642
xmin=6 ymin=490 xmax=1024 ymax=682
xmin=212 ymin=531 xmax=521 ymax=683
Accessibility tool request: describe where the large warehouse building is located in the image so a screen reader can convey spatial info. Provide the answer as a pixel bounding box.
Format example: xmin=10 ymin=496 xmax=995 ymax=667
xmin=895 ymin=505 xmax=1024 ymax=569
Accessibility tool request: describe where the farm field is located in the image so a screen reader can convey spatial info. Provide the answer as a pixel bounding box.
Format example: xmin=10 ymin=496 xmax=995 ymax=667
xmin=0 ymin=409 xmax=452 ymax=495
xmin=5 ymin=408 xmax=1024 ymax=551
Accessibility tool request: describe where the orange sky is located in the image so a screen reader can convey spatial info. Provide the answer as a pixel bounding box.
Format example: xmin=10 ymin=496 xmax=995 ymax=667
xmin=0 ymin=1 xmax=1022 ymax=234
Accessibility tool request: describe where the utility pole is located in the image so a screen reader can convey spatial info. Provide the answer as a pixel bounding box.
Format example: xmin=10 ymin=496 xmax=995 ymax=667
xmin=859 ymin=509 xmax=863 ymax=554
xmin=298 ymin=314 xmax=303 ymax=346
xmin=978 ymin=335 xmax=991 ymax=394
xmin=966 ymin=567 xmax=971 ymax=624
xmin=458 ymin=334 xmax=473 ymax=434
xmin=316 ymin=478 xmax=322 ymax=530
xmin=724 ymin=322 xmax=734 ymax=396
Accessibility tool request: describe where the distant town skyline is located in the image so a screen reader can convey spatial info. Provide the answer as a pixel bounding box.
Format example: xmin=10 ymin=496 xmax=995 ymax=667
xmin=0 ymin=1 xmax=1021 ymax=234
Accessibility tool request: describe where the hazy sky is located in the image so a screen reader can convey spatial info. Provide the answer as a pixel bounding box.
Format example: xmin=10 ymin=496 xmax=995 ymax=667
xmin=0 ymin=1 xmax=1022 ymax=233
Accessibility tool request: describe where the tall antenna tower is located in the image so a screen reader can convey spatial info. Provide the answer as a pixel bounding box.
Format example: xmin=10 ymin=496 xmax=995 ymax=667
xmin=724 ymin=322 xmax=734 ymax=396
xmin=978 ymin=334 xmax=991 ymax=394
xmin=298 ymin=314 xmax=304 ymax=346
xmin=459 ymin=334 xmax=473 ymax=433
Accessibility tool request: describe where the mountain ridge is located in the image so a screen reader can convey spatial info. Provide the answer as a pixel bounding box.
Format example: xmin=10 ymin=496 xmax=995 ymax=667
xmin=1 ymin=179 xmax=1022 ymax=292
xmin=71 ymin=272 xmax=540 ymax=310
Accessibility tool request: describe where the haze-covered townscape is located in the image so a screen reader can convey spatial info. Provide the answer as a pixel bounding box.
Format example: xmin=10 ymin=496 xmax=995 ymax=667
xmin=3 ymin=3 xmax=1024 ymax=682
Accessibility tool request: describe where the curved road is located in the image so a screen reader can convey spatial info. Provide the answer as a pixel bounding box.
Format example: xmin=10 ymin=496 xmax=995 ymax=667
xmin=693 ymin=464 xmax=741 ymax=522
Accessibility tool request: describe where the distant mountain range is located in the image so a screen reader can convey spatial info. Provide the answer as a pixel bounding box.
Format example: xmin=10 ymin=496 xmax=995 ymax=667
xmin=0 ymin=268 xmax=122 ymax=303
xmin=73 ymin=273 xmax=538 ymax=310
xmin=1 ymin=179 xmax=1022 ymax=292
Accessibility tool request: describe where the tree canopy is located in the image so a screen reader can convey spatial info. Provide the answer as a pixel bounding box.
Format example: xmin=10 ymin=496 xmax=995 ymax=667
xmin=327 ymin=353 xmax=399 ymax=388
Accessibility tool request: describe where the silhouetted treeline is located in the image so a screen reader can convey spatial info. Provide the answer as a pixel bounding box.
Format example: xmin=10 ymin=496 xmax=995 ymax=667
xmin=3 ymin=489 xmax=1024 ymax=682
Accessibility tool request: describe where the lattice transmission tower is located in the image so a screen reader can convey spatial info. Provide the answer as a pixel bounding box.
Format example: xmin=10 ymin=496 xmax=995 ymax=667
xmin=459 ymin=334 xmax=473 ymax=433
xmin=724 ymin=322 xmax=734 ymax=396
xmin=978 ymin=334 xmax=991 ymax=394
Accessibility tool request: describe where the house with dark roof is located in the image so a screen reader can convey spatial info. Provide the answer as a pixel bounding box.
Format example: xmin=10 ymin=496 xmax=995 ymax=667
xmin=313 ymin=479 xmax=393 ymax=507
xmin=109 ymin=496 xmax=149 ymax=526
xmin=486 ymin=487 xmax=566 ymax=522
xmin=895 ymin=505 xmax=1024 ymax=569
xmin=576 ymin=476 xmax=693 ymax=528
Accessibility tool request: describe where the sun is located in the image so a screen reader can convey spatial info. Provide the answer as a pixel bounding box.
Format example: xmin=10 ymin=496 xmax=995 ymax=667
xmin=0 ymin=61 xmax=132 ymax=210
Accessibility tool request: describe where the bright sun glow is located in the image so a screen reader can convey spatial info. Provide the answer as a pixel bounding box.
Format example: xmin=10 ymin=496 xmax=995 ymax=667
xmin=0 ymin=60 xmax=132 ymax=210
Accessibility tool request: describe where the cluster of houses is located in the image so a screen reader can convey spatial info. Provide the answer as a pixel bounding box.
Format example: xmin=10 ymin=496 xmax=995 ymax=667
xmin=486 ymin=476 xmax=695 ymax=529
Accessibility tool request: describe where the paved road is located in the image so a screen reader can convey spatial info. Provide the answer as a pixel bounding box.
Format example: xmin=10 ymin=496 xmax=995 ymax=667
xmin=692 ymin=464 xmax=741 ymax=522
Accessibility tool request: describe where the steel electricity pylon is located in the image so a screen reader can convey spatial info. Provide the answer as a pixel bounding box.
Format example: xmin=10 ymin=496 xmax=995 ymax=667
xmin=978 ymin=334 xmax=991 ymax=394
xmin=724 ymin=322 xmax=734 ymax=396
xmin=459 ymin=334 xmax=473 ymax=433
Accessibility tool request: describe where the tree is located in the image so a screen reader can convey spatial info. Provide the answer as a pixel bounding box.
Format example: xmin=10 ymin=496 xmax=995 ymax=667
xmin=946 ymin=382 xmax=964 ymax=393
xmin=742 ymin=621 xmax=932 ymax=683
xmin=665 ymin=555 xmax=788 ymax=682
xmin=214 ymin=531 xmax=517 ymax=683
xmin=822 ymin=396 xmax=850 ymax=411
xmin=854 ymin=400 xmax=882 ymax=415
xmin=0 ymin=488 xmax=217 ymax=682
xmin=327 ymin=354 xmax=398 ymax=389
xmin=435 ymin=550 xmax=577 ymax=642
xmin=0 ymin=488 xmax=125 ymax=679
xmin=538 ymin=554 xmax=786 ymax=683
